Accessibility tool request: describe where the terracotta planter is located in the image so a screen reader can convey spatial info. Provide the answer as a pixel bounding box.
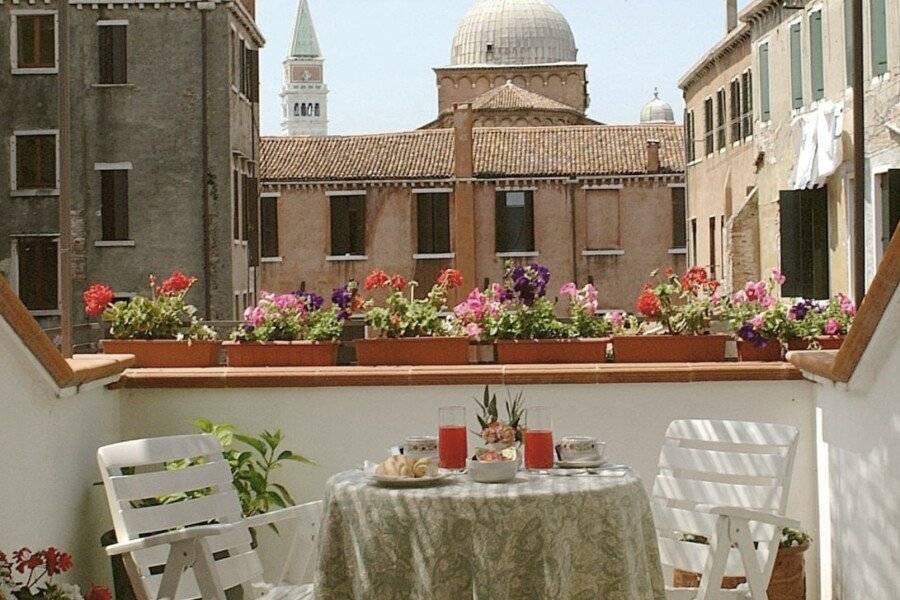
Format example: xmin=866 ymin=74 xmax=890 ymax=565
xmin=737 ymin=339 xmax=784 ymax=362
xmin=223 ymin=341 xmax=338 ymax=367
xmin=673 ymin=543 xmax=808 ymax=600
xmin=355 ymin=337 xmax=470 ymax=366
xmin=468 ymin=342 xmax=496 ymax=364
xmin=612 ymin=335 xmax=728 ymax=363
xmin=494 ymin=338 xmax=609 ymax=364
xmin=787 ymin=336 xmax=845 ymax=351
xmin=100 ymin=339 xmax=221 ymax=368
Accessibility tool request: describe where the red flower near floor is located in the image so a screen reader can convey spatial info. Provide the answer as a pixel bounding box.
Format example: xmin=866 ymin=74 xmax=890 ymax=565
xmin=636 ymin=285 xmax=661 ymax=317
xmin=43 ymin=547 xmax=72 ymax=576
xmin=82 ymin=284 xmax=115 ymax=317
xmin=390 ymin=275 xmax=407 ymax=290
xmin=364 ymin=269 xmax=390 ymax=290
xmin=437 ymin=268 xmax=463 ymax=289
xmin=158 ymin=271 xmax=195 ymax=296
xmin=85 ymin=585 xmax=113 ymax=600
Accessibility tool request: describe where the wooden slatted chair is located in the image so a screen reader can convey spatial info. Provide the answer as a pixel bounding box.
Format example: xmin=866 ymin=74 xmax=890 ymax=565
xmin=653 ymin=419 xmax=802 ymax=600
xmin=97 ymin=434 xmax=321 ymax=600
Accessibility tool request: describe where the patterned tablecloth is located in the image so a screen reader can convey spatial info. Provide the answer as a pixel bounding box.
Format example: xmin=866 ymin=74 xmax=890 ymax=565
xmin=314 ymin=469 xmax=666 ymax=600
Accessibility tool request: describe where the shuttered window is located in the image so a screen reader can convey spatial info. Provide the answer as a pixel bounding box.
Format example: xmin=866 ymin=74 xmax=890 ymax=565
xmin=880 ymin=170 xmax=900 ymax=254
xmin=330 ymin=195 xmax=366 ymax=256
xmin=708 ymin=216 xmax=717 ymax=279
xmin=685 ymin=110 xmax=696 ymax=162
xmin=741 ymin=70 xmax=754 ymax=137
xmin=585 ymin=189 xmax=620 ymax=250
xmin=704 ymin=98 xmax=714 ymax=156
xmin=671 ymin=187 xmax=687 ymax=249
xmin=100 ymin=169 xmax=129 ymax=241
xmin=716 ymin=89 xmax=726 ymax=150
xmin=870 ymin=0 xmax=888 ymax=77
xmin=98 ymin=24 xmax=127 ymax=84
xmin=780 ymin=188 xmax=830 ymax=299
xmin=245 ymin=176 xmax=259 ymax=266
xmin=790 ymin=22 xmax=804 ymax=110
xmin=690 ymin=218 xmax=698 ymax=266
xmin=15 ymin=134 xmax=56 ymax=190
xmin=15 ymin=14 xmax=55 ymax=69
xmin=247 ymin=48 xmax=260 ymax=102
xmin=416 ymin=192 xmax=451 ymax=254
xmin=844 ymin=1 xmax=854 ymax=86
xmin=810 ymin=10 xmax=825 ymax=101
xmin=260 ymin=196 xmax=279 ymax=258
xmin=759 ymin=43 xmax=771 ymax=121
xmin=729 ymin=79 xmax=742 ymax=143
xmin=232 ymin=169 xmax=241 ymax=241
xmin=495 ymin=191 xmax=534 ymax=253
xmin=17 ymin=237 xmax=58 ymax=311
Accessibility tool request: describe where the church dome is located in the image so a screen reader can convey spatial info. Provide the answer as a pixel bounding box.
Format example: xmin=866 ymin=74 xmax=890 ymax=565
xmin=451 ymin=0 xmax=578 ymax=66
xmin=640 ymin=88 xmax=676 ymax=124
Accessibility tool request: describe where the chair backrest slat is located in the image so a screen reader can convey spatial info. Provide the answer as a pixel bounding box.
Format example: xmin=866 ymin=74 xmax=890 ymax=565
xmin=660 ymin=444 xmax=786 ymax=480
xmin=653 ymin=474 xmax=782 ymax=511
xmin=108 ymin=461 xmax=233 ymax=502
xmin=665 ymin=419 xmax=798 ymax=447
xmin=651 ymin=498 xmax=776 ymax=543
xmin=119 ymin=489 xmax=243 ymax=535
xmin=98 ymin=434 xmax=223 ymax=469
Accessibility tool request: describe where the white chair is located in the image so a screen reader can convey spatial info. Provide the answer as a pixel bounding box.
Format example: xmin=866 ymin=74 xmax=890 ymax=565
xmin=97 ymin=434 xmax=322 ymax=600
xmin=652 ymin=419 xmax=801 ymax=600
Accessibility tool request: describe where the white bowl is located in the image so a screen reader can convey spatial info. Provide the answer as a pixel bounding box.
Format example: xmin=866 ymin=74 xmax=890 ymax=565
xmin=467 ymin=459 xmax=518 ymax=483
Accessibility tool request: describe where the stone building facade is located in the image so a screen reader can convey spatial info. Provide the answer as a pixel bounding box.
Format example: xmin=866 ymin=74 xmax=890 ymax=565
xmin=681 ymin=0 xmax=899 ymax=298
xmin=0 ymin=0 xmax=264 ymax=334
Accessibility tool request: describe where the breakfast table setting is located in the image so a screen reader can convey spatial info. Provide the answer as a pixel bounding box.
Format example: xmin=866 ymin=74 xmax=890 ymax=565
xmin=313 ymin=390 xmax=667 ymax=600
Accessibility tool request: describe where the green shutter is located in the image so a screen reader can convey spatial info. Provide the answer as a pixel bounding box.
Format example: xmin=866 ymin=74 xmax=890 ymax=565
xmin=349 ymin=195 xmax=366 ymax=255
xmin=871 ymin=0 xmax=888 ymax=77
xmin=495 ymin=192 xmax=506 ymax=252
xmin=523 ymin=191 xmax=535 ymax=252
xmin=884 ymin=170 xmax=900 ymax=247
xmin=790 ymin=23 xmax=804 ymax=109
xmin=780 ymin=191 xmax=803 ymax=297
xmin=759 ymin=43 xmax=771 ymax=120
xmin=433 ymin=193 xmax=451 ymax=254
xmin=810 ymin=11 xmax=825 ymax=101
xmin=844 ymin=1 xmax=854 ymax=86
xmin=808 ymin=188 xmax=829 ymax=299
xmin=330 ymin=197 xmax=349 ymax=255
xmin=247 ymin=177 xmax=260 ymax=267
xmin=416 ymin=194 xmax=432 ymax=254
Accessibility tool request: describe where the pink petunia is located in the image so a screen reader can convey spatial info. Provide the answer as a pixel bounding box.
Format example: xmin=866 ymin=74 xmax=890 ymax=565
xmin=772 ymin=269 xmax=787 ymax=285
xmin=750 ymin=315 xmax=765 ymax=329
xmin=824 ymin=318 xmax=840 ymax=336
xmin=607 ymin=311 xmax=625 ymax=326
xmin=559 ymin=282 xmax=578 ymax=297
xmin=465 ymin=323 xmax=483 ymax=338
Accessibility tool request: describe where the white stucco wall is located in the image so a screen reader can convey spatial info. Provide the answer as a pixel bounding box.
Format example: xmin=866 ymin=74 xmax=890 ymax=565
xmin=813 ymin=288 xmax=900 ymax=600
xmin=0 ymin=321 xmax=120 ymax=589
xmin=120 ymin=379 xmax=821 ymax=596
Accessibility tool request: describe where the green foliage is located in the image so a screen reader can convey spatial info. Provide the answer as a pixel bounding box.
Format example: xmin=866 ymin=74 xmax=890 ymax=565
xmin=103 ymin=294 xmax=216 ymax=341
xmin=365 ymin=283 xmax=461 ymax=338
xmin=642 ymin=268 xmax=722 ymax=335
xmin=475 ymin=385 xmax=526 ymax=431
xmin=487 ymin=297 xmax=572 ymax=340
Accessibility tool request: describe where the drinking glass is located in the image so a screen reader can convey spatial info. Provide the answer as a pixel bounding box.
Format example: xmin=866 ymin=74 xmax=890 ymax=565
xmin=438 ymin=406 xmax=467 ymax=470
xmin=524 ymin=406 xmax=554 ymax=471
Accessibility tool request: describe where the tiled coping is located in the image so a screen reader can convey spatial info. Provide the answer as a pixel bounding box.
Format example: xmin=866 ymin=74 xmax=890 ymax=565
xmin=113 ymin=362 xmax=803 ymax=389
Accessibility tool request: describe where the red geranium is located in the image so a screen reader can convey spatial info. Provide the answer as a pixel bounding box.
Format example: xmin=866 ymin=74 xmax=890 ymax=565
xmin=158 ymin=271 xmax=194 ymax=296
xmin=43 ymin=547 xmax=73 ymax=576
xmin=364 ymin=269 xmax=390 ymax=290
xmin=680 ymin=266 xmax=709 ymax=292
xmin=82 ymin=284 xmax=114 ymax=317
xmin=636 ymin=285 xmax=661 ymax=317
xmin=437 ymin=268 xmax=463 ymax=289
xmin=390 ymin=274 xmax=407 ymax=290
xmin=85 ymin=585 xmax=113 ymax=600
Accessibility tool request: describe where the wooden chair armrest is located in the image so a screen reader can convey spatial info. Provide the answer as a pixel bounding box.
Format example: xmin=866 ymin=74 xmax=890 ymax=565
xmin=696 ymin=504 xmax=801 ymax=529
xmin=105 ymin=524 xmax=235 ymax=556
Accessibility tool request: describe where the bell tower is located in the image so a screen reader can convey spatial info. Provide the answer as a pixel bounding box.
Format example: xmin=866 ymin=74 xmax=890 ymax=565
xmin=281 ymin=0 xmax=328 ymax=136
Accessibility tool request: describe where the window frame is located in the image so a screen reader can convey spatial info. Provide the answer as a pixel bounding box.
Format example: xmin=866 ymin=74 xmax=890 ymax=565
xmin=685 ymin=110 xmax=697 ymax=164
xmin=415 ymin=190 xmax=452 ymax=257
xmin=729 ymin=78 xmax=742 ymax=144
xmin=10 ymin=129 xmax=60 ymax=196
xmin=741 ymin=69 xmax=754 ymax=138
xmin=703 ymin=97 xmax=714 ymax=157
xmin=780 ymin=187 xmax=830 ymax=299
xmin=11 ymin=234 xmax=60 ymax=315
xmin=97 ymin=20 xmax=128 ymax=85
xmin=95 ymin=162 xmax=132 ymax=244
xmin=10 ymin=10 xmax=58 ymax=74
xmin=260 ymin=192 xmax=281 ymax=260
xmin=670 ymin=184 xmax=687 ymax=251
xmin=327 ymin=191 xmax=367 ymax=259
xmin=495 ymin=189 xmax=536 ymax=255
xmin=715 ymin=88 xmax=727 ymax=151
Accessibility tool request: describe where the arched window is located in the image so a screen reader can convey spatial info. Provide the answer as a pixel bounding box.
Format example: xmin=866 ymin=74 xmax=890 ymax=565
xmin=301 ymin=104 xmax=307 ymax=116
xmin=307 ymin=103 xmax=313 ymax=116
xmin=293 ymin=103 xmax=300 ymax=116
xmin=314 ymin=103 xmax=320 ymax=116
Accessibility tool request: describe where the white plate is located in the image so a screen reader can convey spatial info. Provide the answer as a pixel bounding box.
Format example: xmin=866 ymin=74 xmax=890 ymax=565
xmin=556 ymin=458 xmax=607 ymax=469
xmin=367 ymin=472 xmax=451 ymax=488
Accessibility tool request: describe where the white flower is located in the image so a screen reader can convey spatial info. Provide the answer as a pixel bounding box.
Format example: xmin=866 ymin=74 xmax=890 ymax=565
xmin=57 ymin=582 xmax=85 ymax=600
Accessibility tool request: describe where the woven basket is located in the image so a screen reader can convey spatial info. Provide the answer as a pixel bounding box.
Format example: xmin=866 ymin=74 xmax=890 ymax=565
xmin=673 ymin=543 xmax=808 ymax=600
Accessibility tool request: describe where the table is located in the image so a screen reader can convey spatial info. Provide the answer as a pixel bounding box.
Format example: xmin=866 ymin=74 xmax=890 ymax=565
xmin=315 ymin=470 xmax=666 ymax=600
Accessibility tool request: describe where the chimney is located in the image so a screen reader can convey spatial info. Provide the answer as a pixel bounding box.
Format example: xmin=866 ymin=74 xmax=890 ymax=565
xmin=646 ymin=139 xmax=661 ymax=173
xmin=452 ymin=103 xmax=475 ymax=179
xmin=726 ymin=0 xmax=738 ymax=33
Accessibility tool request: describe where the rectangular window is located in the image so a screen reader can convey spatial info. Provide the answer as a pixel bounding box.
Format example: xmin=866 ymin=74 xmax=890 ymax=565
xmin=790 ymin=22 xmax=804 ymax=110
xmin=879 ymin=170 xmax=900 ymax=255
xmin=495 ymin=190 xmax=535 ymax=253
xmin=690 ymin=218 xmax=698 ymax=266
xmin=245 ymin=174 xmax=259 ymax=266
xmin=741 ymin=70 xmax=754 ymax=137
xmin=729 ymin=79 xmax=742 ymax=143
xmin=14 ymin=133 xmax=56 ymax=190
xmin=704 ymin=98 xmax=714 ymax=156
xmin=671 ymin=187 xmax=687 ymax=249
xmin=716 ymin=89 xmax=726 ymax=150
xmin=416 ymin=192 xmax=451 ymax=254
xmin=14 ymin=13 xmax=56 ymax=70
xmin=585 ymin=189 xmax=620 ymax=250
xmin=246 ymin=47 xmax=259 ymax=102
xmin=759 ymin=42 xmax=771 ymax=121
xmin=809 ymin=10 xmax=825 ymax=101
xmin=844 ymin=1 xmax=854 ymax=86
xmin=685 ymin=110 xmax=696 ymax=163
xmin=330 ymin=194 xmax=366 ymax=256
xmin=260 ymin=195 xmax=279 ymax=258
xmin=780 ymin=188 xmax=830 ymax=299
xmin=708 ymin=216 xmax=717 ymax=279
xmin=17 ymin=237 xmax=58 ymax=312
xmin=871 ymin=0 xmax=888 ymax=77
xmin=98 ymin=23 xmax=127 ymax=84
xmin=100 ymin=169 xmax=129 ymax=241
xmin=232 ymin=169 xmax=241 ymax=242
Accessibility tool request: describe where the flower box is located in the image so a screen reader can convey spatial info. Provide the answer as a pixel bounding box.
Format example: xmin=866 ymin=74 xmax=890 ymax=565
xmin=100 ymin=339 xmax=221 ymax=368
xmin=355 ymin=337 xmax=470 ymax=366
xmin=494 ymin=338 xmax=610 ymax=364
xmin=223 ymin=341 xmax=339 ymax=367
xmin=737 ymin=339 xmax=784 ymax=362
xmin=787 ymin=336 xmax=845 ymax=351
xmin=612 ymin=335 xmax=728 ymax=363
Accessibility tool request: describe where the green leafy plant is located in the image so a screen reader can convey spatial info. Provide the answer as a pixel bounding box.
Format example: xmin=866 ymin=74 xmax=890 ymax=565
xmin=362 ymin=269 xmax=464 ymax=338
xmin=231 ymin=291 xmax=343 ymax=343
xmin=635 ymin=267 xmax=723 ymax=335
xmin=475 ymin=386 xmax=526 ymax=444
xmin=482 ymin=263 xmax=572 ymax=340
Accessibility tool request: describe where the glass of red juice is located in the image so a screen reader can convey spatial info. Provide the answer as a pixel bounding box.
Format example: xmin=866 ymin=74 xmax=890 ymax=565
xmin=439 ymin=406 xmax=467 ymax=470
xmin=524 ymin=406 xmax=554 ymax=471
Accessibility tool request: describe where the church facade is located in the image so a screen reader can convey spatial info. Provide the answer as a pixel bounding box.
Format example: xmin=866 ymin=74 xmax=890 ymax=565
xmin=259 ymin=0 xmax=686 ymax=310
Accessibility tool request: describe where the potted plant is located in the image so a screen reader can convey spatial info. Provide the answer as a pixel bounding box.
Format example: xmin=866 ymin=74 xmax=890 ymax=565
xmin=1 ymin=546 xmax=111 ymax=600
xmin=786 ymin=294 xmax=855 ymax=351
xmin=224 ymin=290 xmax=344 ymax=367
xmin=613 ymin=267 xmax=728 ymax=362
xmin=355 ymin=268 xmax=469 ymax=366
xmin=725 ymin=270 xmax=792 ymax=361
xmin=673 ymin=528 xmax=811 ymax=600
xmin=84 ymin=271 xmax=220 ymax=368
xmin=474 ymin=386 xmax=526 ymax=462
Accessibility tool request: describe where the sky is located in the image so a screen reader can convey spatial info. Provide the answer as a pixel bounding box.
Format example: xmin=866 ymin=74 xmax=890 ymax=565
xmin=257 ymin=0 xmax=753 ymax=136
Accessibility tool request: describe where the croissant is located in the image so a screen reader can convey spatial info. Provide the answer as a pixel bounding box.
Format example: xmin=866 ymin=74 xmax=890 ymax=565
xmin=413 ymin=458 xmax=432 ymax=478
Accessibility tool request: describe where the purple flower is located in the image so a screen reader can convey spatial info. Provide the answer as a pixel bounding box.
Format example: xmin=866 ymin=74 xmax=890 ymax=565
xmin=738 ymin=323 xmax=767 ymax=347
xmin=789 ymin=300 xmax=810 ymax=321
xmin=505 ymin=262 xmax=551 ymax=306
xmin=295 ymin=291 xmax=324 ymax=311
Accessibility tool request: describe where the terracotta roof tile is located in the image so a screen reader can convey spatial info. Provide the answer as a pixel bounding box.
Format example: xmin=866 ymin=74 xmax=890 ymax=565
xmin=260 ymin=124 xmax=684 ymax=182
xmin=470 ymin=82 xmax=578 ymax=113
